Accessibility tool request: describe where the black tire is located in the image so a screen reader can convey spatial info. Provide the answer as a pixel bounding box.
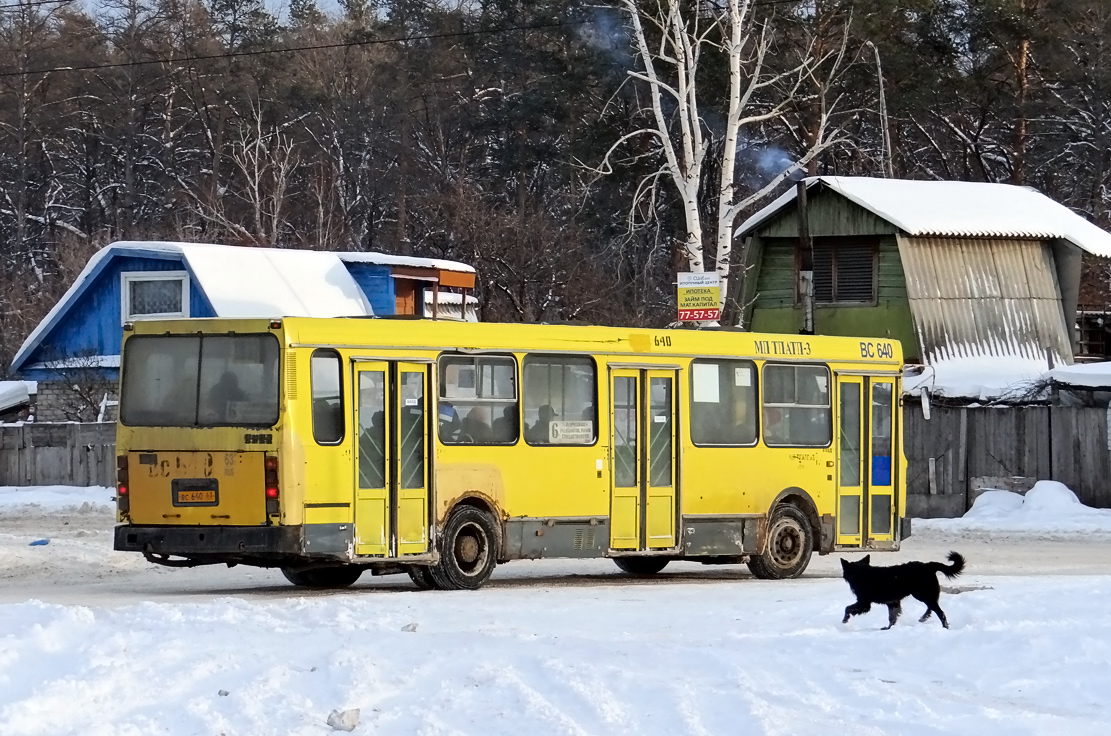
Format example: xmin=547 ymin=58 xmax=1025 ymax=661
xmin=613 ymin=557 xmax=670 ymax=575
xmin=747 ymin=504 xmax=814 ymax=580
xmin=280 ymin=565 xmax=363 ymax=589
xmin=280 ymin=566 xmax=313 ymax=587
xmin=430 ymin=506 xmax=499 ymax=590
xmin=406 ymin=565 xmax=437 ymax=590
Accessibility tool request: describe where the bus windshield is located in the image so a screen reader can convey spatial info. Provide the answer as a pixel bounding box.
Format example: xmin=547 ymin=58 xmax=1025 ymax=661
xmin=120 ymin=334 xmax=280 ymax=427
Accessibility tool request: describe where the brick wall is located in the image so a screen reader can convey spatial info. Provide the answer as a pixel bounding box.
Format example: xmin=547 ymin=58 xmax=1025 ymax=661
xmin=33 ymin=381 xmax=118 ymax=423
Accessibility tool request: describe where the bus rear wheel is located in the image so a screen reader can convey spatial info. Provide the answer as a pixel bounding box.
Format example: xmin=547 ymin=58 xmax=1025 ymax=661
xmin=280 ymin=565 xmax=363 ymax=589
xmin=407 ymin=565 xmax=437 ymax=590
xmin=613 ymin=557 xmax=670 ymax=575
xmin=747 ymin=505 xmax=813 ymax=580
xmin=430 ymin=506 xmax=498 ymax=590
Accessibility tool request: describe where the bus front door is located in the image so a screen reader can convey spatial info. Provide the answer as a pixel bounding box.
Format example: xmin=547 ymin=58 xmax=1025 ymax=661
xmin=835 ymin=374 xmax=897 ymax=547
xmin=609 ymin=368 xmax=678 ymax=551
xmin=353 ymin=361 xmax=431 ymax=558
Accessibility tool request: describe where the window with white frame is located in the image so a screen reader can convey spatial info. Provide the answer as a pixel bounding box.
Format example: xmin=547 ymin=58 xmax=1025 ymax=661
xmin=121 ymin=272 xmax=189 ymax=323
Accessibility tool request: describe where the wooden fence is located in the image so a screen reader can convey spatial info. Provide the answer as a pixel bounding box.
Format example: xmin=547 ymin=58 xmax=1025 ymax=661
xmin=0 ymin=423 xmax=116 ymax=487
xmin=3 ymin=408 xmax=1109 ymax=518
xmin=904 ymin=404 xmax=1111 ymax=517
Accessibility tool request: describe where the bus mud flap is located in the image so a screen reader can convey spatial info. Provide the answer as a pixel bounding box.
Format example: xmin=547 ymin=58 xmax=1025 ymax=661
xmin=142 ymin=545 xmax=223 ymax=568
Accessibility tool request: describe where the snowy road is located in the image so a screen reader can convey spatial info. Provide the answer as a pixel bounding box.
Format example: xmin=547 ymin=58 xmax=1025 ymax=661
xmin=3 ymin=488 xmax=1111 ymax=735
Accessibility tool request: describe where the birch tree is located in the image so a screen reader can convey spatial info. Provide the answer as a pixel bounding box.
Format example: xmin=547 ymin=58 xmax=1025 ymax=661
xmin=600 ymin=0 xmax=849 ymax=311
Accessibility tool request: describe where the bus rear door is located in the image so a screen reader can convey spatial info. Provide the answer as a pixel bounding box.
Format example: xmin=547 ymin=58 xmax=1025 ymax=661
xmin=835 ymin=374 xmax=897 ymax=547
xmin=609 ymin=368 xmax=679 ymax=551
xmin=353 ymin=361 xmax=432 ymax=557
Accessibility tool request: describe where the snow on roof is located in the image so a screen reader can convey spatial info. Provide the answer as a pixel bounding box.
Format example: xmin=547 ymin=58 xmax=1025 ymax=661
xmin=737 ymin=177 xmax=1111 ymax=257
xmin=10 ymin=242 xmax=475 ymax=371
xmin=181 ymin=244 xmax=372 ymax=319
xmin=23 ymin=356 xmax=121 ymax=371
xmin=903 ymin=355 xmax=1049 ymax=402
xmin=338 ymin=251 xmax=475 ymax=274
xmin=0 ymin=381 xmax=35 ymax=412
xmin=1046 ymin=362 xmax=1111 ymax=390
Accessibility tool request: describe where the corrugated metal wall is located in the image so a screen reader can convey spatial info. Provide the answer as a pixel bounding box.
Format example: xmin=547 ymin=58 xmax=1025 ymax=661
xmin=897 ymin=235 xmax=1074 ymax=364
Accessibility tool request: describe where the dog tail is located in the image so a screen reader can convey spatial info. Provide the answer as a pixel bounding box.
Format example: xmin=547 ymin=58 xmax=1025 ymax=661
xmin=932 ymin=551 xmax=965 ymax=579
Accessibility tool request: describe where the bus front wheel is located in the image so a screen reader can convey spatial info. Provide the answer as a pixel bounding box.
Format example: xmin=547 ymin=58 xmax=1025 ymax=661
xmin=747 ymin=505 xmax=813 ymax=580
xmin=613 ymin=557 xmax=670 ymax=575
xmin=431 ymin=506 xmax=498 ymax=590
xmin=280 ymin=565 xmax=363 ymax=589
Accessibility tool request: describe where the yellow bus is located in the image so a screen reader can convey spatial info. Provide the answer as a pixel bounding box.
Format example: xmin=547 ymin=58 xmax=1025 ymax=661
xmin=113 ymin=317 xmax=908 ymax=589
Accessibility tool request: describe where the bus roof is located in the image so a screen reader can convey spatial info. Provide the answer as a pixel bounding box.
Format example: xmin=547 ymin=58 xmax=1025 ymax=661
xmin=127 ymin=317 xmax=904 ymax=368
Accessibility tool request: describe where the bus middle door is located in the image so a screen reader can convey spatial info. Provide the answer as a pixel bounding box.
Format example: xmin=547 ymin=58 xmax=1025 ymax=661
xmin=353 ymin=361 xmax=431 ymax=558
xmin=609 ymin=368 xmax=678 ymax=552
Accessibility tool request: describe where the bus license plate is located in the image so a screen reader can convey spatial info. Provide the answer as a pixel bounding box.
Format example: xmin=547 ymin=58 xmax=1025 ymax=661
xmin=171 ymin=478 xmax=219 ymax=506
xmin=177 ymin=490 xmax=216 ymax=504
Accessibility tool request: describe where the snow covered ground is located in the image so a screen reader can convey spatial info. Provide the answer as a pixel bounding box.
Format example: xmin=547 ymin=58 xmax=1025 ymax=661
xmin=2 ymin=485 xmax=1111 ymax=735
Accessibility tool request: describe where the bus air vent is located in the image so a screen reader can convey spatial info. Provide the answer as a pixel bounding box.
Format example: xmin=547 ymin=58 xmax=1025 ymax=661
xmin=286 ymin=350 xmax=298 ymax=400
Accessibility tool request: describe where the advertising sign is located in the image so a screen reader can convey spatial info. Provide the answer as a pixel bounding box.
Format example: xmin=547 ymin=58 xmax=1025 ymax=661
xmin=677 ymin=272 xmax=722 ymax=322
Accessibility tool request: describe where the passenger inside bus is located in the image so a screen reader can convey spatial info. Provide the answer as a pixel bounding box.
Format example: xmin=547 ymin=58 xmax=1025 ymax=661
xmin=730 ymin=393 xmax=755 ymax=444
xmin=438 ymin=401 xmax=461 ymax=442
xmin=461 ymin=405 xmax=493 ymax=443
xmin=491 ymin=406 xmax=517 ymax=443
xmin=764 ymin=407 xmax=790 ymax=445
xmin=208 ymin=371 xmax=246 ymax=423
xmin=527 ymin=404 xmax=558 ymax=444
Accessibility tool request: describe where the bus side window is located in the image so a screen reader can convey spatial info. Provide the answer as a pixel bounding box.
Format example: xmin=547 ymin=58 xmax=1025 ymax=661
xmin=690 ymin=359 xmax=757 ymax=446
xmin=311 ymin=349 xmax=344 ymax=444
xmin=522 ymin=355 xmax=597 ymax=446
xmin=761 ymin=364 xmax=831 ymax=447
xmin=439 ymin=355 xmax=518 ymax=445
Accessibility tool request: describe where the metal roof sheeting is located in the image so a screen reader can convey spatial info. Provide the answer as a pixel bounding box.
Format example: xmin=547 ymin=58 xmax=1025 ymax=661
xmin=897 ymin=235 xmax=1073 ymax=367
xmin=737 ymin=177 xmax=1111 ymax=258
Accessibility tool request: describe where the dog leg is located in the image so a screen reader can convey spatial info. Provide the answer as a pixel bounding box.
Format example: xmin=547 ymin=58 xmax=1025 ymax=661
xmin=881 ymin=601 xmax=902 ymax=630
xmin=933 ymin=604 xmax=949 ymax=629
xmin=918 ymin=608 xmax=933 ymax=623
xmin=842 ymin=601 xmax=871 ymax=623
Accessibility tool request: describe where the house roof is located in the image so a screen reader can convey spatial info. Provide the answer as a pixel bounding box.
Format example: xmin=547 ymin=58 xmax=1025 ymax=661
xmin=11 ymin=241 xmax=475 ymax=372
xmin=0 ymin=381 xmax=35 ymax=413
xmin=736 ymin=177 xmax=1111 ymax=257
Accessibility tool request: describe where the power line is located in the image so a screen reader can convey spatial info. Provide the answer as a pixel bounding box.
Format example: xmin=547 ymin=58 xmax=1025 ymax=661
xmin=0 ymin=0 xmax=72 ymax=9
xmin=0 ymin=0 xmax=833 ymax=80
xmin=0 ymin=19 xmax=581 ymax=79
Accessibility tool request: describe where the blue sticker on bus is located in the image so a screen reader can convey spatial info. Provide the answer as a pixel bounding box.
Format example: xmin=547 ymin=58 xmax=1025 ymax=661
xmin=872 ymin=456 xmax=892 ymax=486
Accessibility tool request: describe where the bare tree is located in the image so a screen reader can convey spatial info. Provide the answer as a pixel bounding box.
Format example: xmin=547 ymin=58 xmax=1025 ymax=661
xmin=229 ymin=102 xmax=299 ymax=246
xmin=597 ymin=0 xmax=849 ymax=312
xmin=39 ymin=351 xmax=118 ymax=421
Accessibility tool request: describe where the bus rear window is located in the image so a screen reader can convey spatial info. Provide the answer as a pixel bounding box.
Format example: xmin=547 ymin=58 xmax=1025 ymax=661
xmin=120 ymin=334 xmax=280 ymax=427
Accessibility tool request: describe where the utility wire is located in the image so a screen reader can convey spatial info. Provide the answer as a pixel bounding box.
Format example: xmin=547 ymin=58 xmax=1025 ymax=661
xmin=0 ymin=0 xmax=72 ymax=9
xmin=0 ymin=0 xmax=828 ymax=80
xmin=0 ymin=19 xmax=580 ymax=79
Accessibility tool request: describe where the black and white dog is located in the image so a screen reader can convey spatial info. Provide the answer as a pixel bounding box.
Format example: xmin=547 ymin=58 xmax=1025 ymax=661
xmin=841 ymin=552 xmax=966 ymax=629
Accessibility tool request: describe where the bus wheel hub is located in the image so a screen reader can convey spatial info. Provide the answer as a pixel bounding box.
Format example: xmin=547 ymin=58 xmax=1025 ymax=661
xmin=770 ymin=522 xmax=802 ymax=565
xmin=458 ymin=535 xmax=480 ymax=564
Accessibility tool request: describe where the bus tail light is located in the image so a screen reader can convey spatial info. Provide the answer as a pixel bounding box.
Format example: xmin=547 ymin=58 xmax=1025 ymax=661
xmin=264 ymin=455 xmax=279 ymax=516
xmin=116 ymin=456 xmax=130 ymax=513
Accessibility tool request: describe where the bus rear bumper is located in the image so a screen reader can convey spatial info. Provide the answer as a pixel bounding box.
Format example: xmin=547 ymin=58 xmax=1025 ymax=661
xmin=114 ymin=523 xmax=352 ymax=565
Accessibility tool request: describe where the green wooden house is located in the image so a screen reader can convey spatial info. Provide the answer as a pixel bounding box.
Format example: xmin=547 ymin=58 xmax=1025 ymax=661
xmin=736 ymin=177 xmax=1111 ymax=370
